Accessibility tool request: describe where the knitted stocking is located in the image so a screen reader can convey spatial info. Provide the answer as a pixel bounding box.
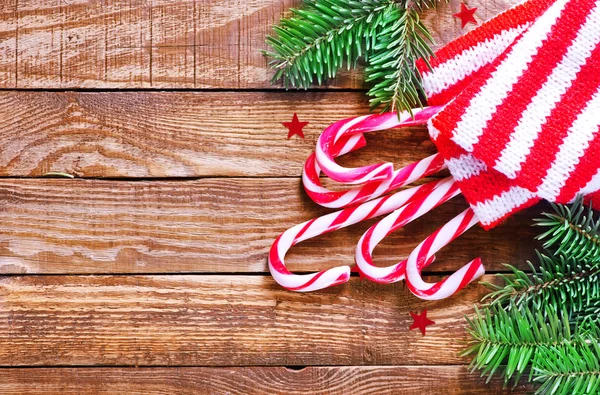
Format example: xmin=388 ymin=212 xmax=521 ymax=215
xmin=429 ymin=0 xmax=600 ymax=228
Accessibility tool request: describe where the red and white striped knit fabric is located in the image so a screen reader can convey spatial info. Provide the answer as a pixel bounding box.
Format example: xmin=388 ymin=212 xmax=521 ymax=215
xmin=418 ymin=0 xmax=600 ymax=229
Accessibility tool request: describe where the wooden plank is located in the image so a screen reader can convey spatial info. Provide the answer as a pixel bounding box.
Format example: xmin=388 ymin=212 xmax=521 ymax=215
xmin=0 ymin=91 xmax=438 ymax=177
xmin=0 ymin=178 xmax=541 ymax=274
xmin=0 ymin=274 xmax=500 ymax=366
xmin=3 ymin=0 xmax=519 ymax=89
xmin=0 ymin=366 xmax=529 ymax=394
xmin=0 ymin=90 xmax=501 ymax=179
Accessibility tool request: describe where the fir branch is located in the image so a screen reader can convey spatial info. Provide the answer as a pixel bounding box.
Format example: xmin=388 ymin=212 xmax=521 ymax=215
xmin=465 ymin=198 xmax=600 ymax=394
xmin=482 ymin=253 xmax=600 ymax=324
xmin=264 ymin=0 xmax=442 ymax=114
xmin=533 ymin=342 xmax=600 ymax=395
xmin=365 ymin=6 xmax=434 ymax=113
xmin=264 ymin=0 xmax=395 ymax=88
xmin=463 ymin=305 xmax=577 ymax=385
xmin=535 ymin=196 xmax=600 ymax=261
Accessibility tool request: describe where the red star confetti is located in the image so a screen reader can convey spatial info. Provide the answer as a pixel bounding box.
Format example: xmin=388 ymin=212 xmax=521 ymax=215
xmin=453 ymin=3 xmax=478 ymax=29
xmin=282 ymin=113 xmax=309 ymax=139
xmin=409 ymin=309 xmax=435 ymax=336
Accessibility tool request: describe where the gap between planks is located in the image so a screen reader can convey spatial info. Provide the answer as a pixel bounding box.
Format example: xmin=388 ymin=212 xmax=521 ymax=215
xmin=0 ymin=177 xmax=543 ymax=274
xmin=0 ymin=365 xmax=530 ymax=394
xmin=0 ymin=0 xmax=521 ymax=89
xmin=0 ymin=274 xmax=499 ymax=367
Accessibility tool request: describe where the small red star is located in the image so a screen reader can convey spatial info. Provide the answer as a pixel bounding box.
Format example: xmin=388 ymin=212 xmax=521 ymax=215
xmin=409 ymin=309 xmax=436 ymax=336
xmin=282 ymin=113 xmax=309 ymax=139
xmin=453 ymin=3 xmax=478 ymax=29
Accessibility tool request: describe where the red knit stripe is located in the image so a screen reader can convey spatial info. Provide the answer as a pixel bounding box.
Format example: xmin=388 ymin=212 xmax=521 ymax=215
xmin=585 ymin=191 xmax=600 ymax=208
xmin=457 ymin=168 xmax=516 ymax=205
xmin=516 ymin=42 xmax=600 ymax=192
xmin=556 ymin=123 xmax=600 ymax=203
xmin=471 ymin=0 xmax=597 ymax=168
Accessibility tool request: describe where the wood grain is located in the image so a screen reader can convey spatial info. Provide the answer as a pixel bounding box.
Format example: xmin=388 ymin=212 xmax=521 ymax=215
xmin=0 ymin=274 xmax=497 ymax=366
xmin=0 ymin=178 xmax=542 ymax=274
xmin=0 ymin=0 xmax=520 ymax=89
xmin=0 ymin=91 xmax=439 ymax=178
xmin=0 ymin=366 xmax=529 ymax=394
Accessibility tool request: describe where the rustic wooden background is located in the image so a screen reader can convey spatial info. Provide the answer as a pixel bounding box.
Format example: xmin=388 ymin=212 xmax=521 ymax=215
xmin=0 ymin=1 xmax=537 ymax=393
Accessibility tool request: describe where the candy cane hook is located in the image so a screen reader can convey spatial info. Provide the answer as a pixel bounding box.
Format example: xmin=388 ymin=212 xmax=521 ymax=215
xmin=355 ymin=177 xmax=461 ymax=283
xmin=304 ymin=151 xmax=446 ymax=209
xmin=268 ymin=178 xmax=447 ymax=292
xmin=404 ymin=208 xmax=485 ymax=300
xmin=315 ymin=107 xmax=443 ymax=185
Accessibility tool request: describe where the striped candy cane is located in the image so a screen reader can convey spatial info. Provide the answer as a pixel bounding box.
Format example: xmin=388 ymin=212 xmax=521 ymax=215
xmin=315 ymin=107 xmax=443 ymax=185
xmin=303 ymin=152 xmax=446 ymax=208
xmin=404 ymin=208 xmax=485 ymax=300
xmin=268 ymin=178 xmax=446 ymax=292
xmin=355 ymin=177 xmax=461 ymax=283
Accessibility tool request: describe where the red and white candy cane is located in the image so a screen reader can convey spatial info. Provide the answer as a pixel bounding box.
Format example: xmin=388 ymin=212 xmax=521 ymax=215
xmin=404 ymin=208 xmax=485 ymax=300
xmin=315 ymin=107 xmax=443 ymax=185
xmin=304 ymin=151 xmax=446 ymax=209
xmin=355 ymin=177 xmax=461 ymax=283
xmin=268 ymin=178 xmax=447 ymax=292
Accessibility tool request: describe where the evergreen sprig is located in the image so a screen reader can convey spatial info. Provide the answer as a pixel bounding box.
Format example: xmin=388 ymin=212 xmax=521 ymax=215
xmin=533 ymin=342 xmax=600 ymax=395
xmin=535 ymin=196 xmax=600 ymax=261
xmin=464 ymin=198 xmax=600 ymax=394
xmin=264 ymin=0 xmax=440 ymax=115
xmin=465 ymin=304 xmax=600 ymax=392
xmin=365 ymin=7 xmax=434 ymax=112
xmin=482 ymin=253 xmax=600 ymax=325
xmin=463 ymin=305 xmax=576 ymax=385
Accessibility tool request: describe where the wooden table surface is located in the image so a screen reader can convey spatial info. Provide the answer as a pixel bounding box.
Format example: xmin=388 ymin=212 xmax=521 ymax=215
xmin=0 ymin=1 xmax=536 ymax=393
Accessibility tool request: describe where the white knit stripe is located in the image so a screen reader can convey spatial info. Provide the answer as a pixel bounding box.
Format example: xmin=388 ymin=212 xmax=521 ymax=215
xmin=474 ymin=186 xmax=536 ymax=226
xmin=428 ymin=123 xmax=441 ymax=141
xmin=538 ymin=89 xmax=600 ymax=201
xmin=421 ymin=26 xmax=529 ymax=98
xmin=578 ymin=168 xmax=600 ymax=198
xmin=446 ymin=154 xmax=487 ymax=181
xmin=450 ymin=0 xmax=570 ymax=153
xmin=494 ymin=4 xmax=600 ymax=179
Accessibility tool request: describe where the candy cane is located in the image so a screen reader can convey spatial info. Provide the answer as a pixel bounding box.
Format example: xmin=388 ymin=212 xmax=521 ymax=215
xmin=355 ymin=177 xmax=461 ymax=283
xmin=268 ymin=178 xmax=447 ymax=292
xmin=315 ymin=107 xmax=443 ymax=185
xmin=404 ymin=208 xmax=485 ymax=300
xmin=303 ymin=152 xmax=446 ymax=208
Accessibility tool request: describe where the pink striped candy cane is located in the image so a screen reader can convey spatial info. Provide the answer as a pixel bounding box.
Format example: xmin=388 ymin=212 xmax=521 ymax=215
xmin=355 ymin=177 xmax=461 ymax=283
xmin=303 ymin=152 xmax=446 ymax=208
xmin=315 ymin=107 xmax=443 ymax=185
xmin=268 ymin=178 xmax=447 ymax=292
xmin=404 ymin=208 xmax=485 ymax=300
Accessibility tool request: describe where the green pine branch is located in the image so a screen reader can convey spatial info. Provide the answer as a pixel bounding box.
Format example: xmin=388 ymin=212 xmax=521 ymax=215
xmin=463 ymin=305 xmax=576 ymax=385
xmin=264 ymin=0 xmax=441 ymax=115
xmin=535 ymin=196 xmax=600 ymax=261
xmin=464 ymin=305 xmax=600 ymax=394
xmin=482 ymin=253 xmax=600 ymax=326
xmin=533 ymin=342 xmax=600 ymax=395
xmin=365 ymin=7 xmax=434 ymax=113
xmin=464 ymin=198 xmax=600 ymax=394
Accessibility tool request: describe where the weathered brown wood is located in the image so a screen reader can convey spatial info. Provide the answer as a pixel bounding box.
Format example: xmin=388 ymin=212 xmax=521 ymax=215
xmin=0 ymin=366 xmax=530 ymax=394
xmin=0 ymin=178 xmax=542 ymax=274
xmin=1 ymin=0 xmax=519 ymax=89
xmin=0 ymin=91 xmax=438 ymax=177
xmin=0 ymin=274 xmax=498 ymax=366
